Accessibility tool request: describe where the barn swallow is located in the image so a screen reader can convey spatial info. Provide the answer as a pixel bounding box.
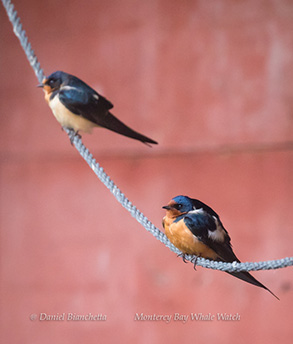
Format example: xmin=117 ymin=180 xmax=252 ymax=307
xmin=38 ymin=71 xmax=157 ymax=145
xmin=162 ymin=195 xmax=279 ymax=299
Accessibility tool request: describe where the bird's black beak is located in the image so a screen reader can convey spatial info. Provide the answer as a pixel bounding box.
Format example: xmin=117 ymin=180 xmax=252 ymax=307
xmin=162 ymin=205 xmax=171 ymax=210
xmin=37 ymin=78 xmax=47 ymax=88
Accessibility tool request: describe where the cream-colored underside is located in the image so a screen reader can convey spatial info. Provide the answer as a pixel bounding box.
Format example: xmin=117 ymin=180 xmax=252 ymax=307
xmin=49 ymin=95 xmax=98 ymax=133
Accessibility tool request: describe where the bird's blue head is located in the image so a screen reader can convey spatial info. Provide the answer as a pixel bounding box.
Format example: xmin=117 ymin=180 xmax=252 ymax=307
xmin=162 ymin=195 xmax=194 ymax=215
xmin=40 ymin=71 xmax=68 ymax=91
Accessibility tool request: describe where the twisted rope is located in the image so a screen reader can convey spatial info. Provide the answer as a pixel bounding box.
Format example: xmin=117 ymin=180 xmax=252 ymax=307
xmin=2 ymin=0 xmax=44 ymax=83
xmin=2 ymin=0 xmax=292 ymax=272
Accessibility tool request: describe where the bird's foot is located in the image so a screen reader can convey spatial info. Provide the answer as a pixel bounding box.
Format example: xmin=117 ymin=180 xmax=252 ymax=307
xmin=177 ymin=252 xmax=188 ymax=264
xmin=191 ymin=255 xmax=200 ymax=271
xmin=65 ymin=128 xmax=81 ymax=145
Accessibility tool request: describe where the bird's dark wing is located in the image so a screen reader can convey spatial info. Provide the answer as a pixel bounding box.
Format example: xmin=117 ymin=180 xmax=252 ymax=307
xmin=58 ymin=78 xmax=157 ymax=145
xmin=190 ymin=198 xmax=220 ymax=218
xmin=59 ymin=85 xmax=157 ymax=145
xmin=58 ymin=86 xmax=113 ymax=123
xmin=184 ymin=212 xmax=279 ymax=298
xmin=183 ymin=212 xmax=239 ymax=262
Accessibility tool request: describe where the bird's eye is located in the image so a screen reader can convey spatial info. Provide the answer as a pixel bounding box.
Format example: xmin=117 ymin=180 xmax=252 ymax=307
xmin=49 ymin=79 xmax=55 ymax=86
xmin=176 ymin=204 xmax=182 ymax=209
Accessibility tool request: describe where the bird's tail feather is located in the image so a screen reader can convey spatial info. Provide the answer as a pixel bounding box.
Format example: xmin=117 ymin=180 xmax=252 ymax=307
xmin=101 ymin=112 xmax=157 ymax=145
xmin=227 ymin=271 xmax=279 ymax=300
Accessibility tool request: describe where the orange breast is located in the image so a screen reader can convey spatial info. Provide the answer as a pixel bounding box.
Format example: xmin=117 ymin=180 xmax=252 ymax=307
xmin=43 ymin=85 xmax=52 ymax=103
xmin=163 ymin=218 xmax=218 ymax=259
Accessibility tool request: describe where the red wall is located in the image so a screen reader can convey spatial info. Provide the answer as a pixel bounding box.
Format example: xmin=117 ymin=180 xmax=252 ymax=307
xmin=1 ymin=1 xmax=292 ymax=343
